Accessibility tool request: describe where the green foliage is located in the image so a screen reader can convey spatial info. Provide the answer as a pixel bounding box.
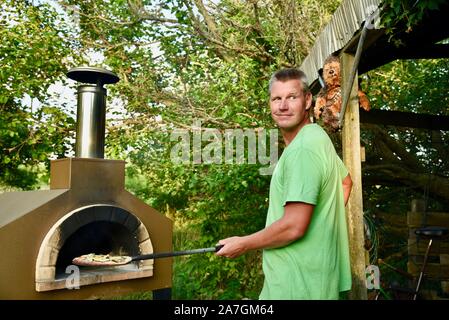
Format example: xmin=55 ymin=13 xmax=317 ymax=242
xmin=362 ymin=59 xmax=449 ymax=115
xmin=362 ymin=58 xmax=449 ymax=173
xmin=0 ymin=0 xmax=76 ymax=189
xmin=0 ymin=0 xmax=73 ymax=101
xmin=380 ymin=0 xmax=447 ymax=44
xmin=0 ymin=104 xmax=74 ymax=188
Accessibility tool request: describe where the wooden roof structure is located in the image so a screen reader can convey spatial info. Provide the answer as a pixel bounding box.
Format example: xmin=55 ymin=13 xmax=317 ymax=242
xmin=299 ymin=0 xmax=449 ymax=299
xmin=301 ymin=0 xmax=449 ymax=95
xmin=300 ymin=0 xmax=381 ymax=89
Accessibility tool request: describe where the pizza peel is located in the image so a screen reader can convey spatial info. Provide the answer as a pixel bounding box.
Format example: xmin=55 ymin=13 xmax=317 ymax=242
xmin=72 ymin=244 xmax=224 ymax=267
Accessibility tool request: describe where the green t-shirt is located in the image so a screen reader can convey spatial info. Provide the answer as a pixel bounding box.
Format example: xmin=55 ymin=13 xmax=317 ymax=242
xmin=259 ymin=123 xmax=351 ymax=300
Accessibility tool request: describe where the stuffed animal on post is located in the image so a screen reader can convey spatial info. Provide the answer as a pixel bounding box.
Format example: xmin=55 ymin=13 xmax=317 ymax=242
xmin=314 ymin=55 xmax=370 ymax=132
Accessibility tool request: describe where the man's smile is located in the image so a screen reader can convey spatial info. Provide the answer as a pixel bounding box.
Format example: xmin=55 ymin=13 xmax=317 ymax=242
xmin=275 ymin=114 xmax=293 ymax=117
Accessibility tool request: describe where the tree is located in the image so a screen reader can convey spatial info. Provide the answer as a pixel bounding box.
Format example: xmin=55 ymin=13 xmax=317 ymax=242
xmin=0 ymin=0 xmax=75 ymax=189
xmin=360 ymin=58 xmax=449 ymax=208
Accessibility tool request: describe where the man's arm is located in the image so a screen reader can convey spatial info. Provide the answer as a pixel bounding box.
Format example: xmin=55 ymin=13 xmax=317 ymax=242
xmin=216 ymin=202 xmax=314 ymax=258
xmin=342 ymin=173 xmax=352 ymax=206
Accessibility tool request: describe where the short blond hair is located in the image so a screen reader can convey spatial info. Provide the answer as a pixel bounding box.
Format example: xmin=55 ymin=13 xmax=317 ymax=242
xmin=268 ymin=68 xmax=310 ymax=95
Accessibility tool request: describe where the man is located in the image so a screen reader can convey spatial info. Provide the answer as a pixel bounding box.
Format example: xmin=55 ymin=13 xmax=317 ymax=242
xmin=216 ymin=68 xmax=353 ymax=299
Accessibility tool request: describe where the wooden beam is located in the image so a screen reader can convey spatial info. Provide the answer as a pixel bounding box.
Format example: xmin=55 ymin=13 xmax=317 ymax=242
xmin=360 ymin=44 xmax=449 ymax=75
xmin=343 ymin=29 xmax=385 ymax=55
xmin=396 ymin=44 xmax=449 ymax=60
xmin=360 ymin=109 xmax=449 ymax=131
xmin=340 ymin=53 xmax=368 ymax=300
xmin=339 ymin=21 xmax=369 ymax=127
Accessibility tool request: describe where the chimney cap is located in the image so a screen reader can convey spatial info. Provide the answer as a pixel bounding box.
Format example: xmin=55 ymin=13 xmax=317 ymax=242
xmin=67 ymin=67 xmax=119 ymax=86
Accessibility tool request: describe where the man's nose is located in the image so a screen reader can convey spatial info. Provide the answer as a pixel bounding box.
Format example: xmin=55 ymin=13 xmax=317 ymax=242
xmin=279 ymin=99 xmax=289 ymax=110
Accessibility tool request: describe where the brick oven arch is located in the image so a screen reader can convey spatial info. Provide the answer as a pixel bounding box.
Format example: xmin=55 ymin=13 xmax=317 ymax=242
xmin=35 ymin=204 xmax=154 ymax=292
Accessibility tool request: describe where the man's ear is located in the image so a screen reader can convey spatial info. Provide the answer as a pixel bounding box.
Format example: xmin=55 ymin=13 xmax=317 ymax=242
xmin=305 ymin=92 xmax=313 ymax=111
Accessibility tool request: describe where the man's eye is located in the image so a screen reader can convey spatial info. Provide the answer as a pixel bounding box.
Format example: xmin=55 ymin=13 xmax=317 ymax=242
xmin=289 ymin=96 xmax=297 ymax=100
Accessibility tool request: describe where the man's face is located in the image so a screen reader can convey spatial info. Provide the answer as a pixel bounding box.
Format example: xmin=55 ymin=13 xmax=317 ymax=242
xmin=270 ymin=79 xmax=312 ymax=132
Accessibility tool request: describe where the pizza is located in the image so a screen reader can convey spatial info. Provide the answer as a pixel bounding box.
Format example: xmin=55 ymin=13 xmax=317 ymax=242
xmin=72 ymin=253 xmax=131 ymax=267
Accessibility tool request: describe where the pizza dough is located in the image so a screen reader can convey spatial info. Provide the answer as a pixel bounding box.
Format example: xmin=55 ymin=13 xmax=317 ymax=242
xmin=72 ymin=253 xmax=131 ymax=266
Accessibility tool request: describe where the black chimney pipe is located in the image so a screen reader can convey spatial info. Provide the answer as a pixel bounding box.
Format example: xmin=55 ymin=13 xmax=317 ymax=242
xmin=67 ymin=67 xmax=119 ymax=158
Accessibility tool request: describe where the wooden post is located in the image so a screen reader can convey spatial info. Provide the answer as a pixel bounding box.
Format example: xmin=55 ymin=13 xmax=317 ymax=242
xmin=340 ymin=52 xmax=367 ymax=300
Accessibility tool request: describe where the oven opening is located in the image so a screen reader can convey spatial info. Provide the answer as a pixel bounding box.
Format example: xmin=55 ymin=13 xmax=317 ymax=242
xmin=56 ymin=221 xmax=140 ymax=276
xmin=35 ymin=205 xmax=154 ymax=292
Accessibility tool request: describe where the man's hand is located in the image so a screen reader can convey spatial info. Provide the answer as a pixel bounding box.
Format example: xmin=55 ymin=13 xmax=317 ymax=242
xmin=215 ymin=236 xmax=248 ymax=259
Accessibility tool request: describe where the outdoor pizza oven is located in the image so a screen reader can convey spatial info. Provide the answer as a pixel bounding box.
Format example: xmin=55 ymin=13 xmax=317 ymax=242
xmin=0 ymin=67 xmax=173 ymax=299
